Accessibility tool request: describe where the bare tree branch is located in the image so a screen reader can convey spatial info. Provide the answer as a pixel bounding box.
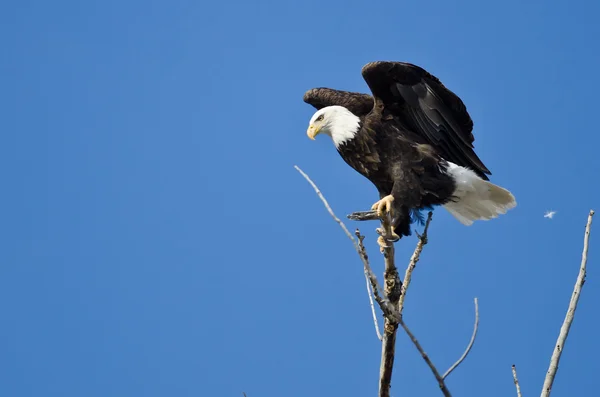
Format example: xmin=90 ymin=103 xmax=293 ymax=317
xmin=357 ymin=230 xmax=383 ymax=340
xmin=512 ymin=365 xmax=523 ymax=397
xmin=540 ymin=209 xmax=594 ymax=397
xmin=378 ymin=323 xmax=399 ymax=397
xmin=345 ymin=205 xmax=436 ymax=397
xmin=378 ymin=212 xmax=402 ymax=397
xmin=365 ymin=270 xmax=383 ymax=341
xmin=347 ymin=210 xmax=380 ymax=221
xmin=397 ymin=297 xmax=478 ymax=397
xmin=379 ymin=213 xmax=433 ymax=397
xmin=294 ymin=165 xmax=398 ymax=321
xmin=399 ymin=316 xmax=452 ymax=397
xmin=296 ymin=165 xmax=475 ymax=397
xmin=443 ymin=297 xmax=480 ymax=380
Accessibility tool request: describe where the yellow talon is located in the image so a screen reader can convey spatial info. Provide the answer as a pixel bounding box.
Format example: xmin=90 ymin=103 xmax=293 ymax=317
xmin=377 ymin=231 xmax=400 ymax=253
xmin=371 ymin=195 xmax=395 ymax=217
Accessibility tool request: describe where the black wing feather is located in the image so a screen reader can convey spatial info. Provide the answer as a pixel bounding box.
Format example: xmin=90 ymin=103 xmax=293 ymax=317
xmin=361 ymin=61 xmax=491 ymax=180
xmin=406 ymin=105 xmax=478 ymax=172
xmin=303 ymin=88 xmax=374 ymax=116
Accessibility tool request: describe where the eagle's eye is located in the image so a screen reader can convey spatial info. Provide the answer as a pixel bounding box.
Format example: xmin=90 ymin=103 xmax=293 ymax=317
xmin=316 ymin=114 xmax=324 ymax=122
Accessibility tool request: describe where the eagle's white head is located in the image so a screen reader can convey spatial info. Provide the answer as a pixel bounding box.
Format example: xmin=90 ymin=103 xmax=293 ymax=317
xmin=306 ymin=106 xmax=361 ymax=147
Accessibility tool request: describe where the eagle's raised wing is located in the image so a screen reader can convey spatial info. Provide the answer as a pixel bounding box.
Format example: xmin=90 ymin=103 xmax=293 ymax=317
xmin=303 ymin=88 xmax=374 ymax=117
xmin=361 ymin=61 xmax=491 ymax=180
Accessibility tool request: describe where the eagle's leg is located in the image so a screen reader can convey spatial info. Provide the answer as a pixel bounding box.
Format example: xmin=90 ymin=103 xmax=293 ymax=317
xmin=372 ymin=195 xmax=400 ymax=252
xmin=376 ymin=236 xmax=389 ymax=252
xmin=375 ymin=227 xmax=400 ymax=252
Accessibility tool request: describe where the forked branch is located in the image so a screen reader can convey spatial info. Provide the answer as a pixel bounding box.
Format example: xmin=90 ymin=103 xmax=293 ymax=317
xmin=297 ymin=165 xmax=480 ymax=397
xmin=397 ymin=297 xmax=478 ymax=397
xmin=379 ymin=211 xmax=433 ymax=397
xmin=294 ymin=165 xmax=398 ymax=321
xmin=443 ymin=297 xmax=480 ymax=380
xmin=399 ymin=316 xmax=452 ymax=397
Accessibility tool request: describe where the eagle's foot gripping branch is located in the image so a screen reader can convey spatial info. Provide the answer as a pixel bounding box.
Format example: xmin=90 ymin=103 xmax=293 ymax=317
xmin=376 ymin=236 xmax=389 ymax=252
xmin=371 ymin=195 xmax=395 ymax=217
xmin=376 ymin=227 xmax=400 ymax=252
xmin=347 ymin=200 xmax=399 ymax=253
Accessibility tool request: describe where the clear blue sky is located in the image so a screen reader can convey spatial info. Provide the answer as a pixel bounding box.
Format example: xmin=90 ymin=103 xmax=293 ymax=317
xmin=2 ymin=0 xmax=599 ymax=396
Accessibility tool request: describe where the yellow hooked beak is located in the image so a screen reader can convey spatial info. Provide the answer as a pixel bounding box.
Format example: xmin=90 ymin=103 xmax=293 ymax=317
xmin=307 ymin=124 xmax=321 ymax=140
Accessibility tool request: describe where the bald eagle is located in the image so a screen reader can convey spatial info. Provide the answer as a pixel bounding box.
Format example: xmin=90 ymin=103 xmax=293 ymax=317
xmin=304 ymin=61 xmax=516 ymax=249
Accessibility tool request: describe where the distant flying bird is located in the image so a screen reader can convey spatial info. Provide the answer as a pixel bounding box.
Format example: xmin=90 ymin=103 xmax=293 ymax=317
xmin=304 ymin=61 xmax=517 ymax=249
xmin=544 ymin=211 xmax=557 ymax=219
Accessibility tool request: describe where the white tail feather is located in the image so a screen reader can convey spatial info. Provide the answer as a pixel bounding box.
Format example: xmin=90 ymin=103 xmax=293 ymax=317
xmin=442 ymin=162 xmax=516 ymax=226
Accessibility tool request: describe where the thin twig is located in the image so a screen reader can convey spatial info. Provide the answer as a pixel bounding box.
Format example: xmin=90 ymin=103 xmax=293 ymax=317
xmin=357 ymin=230 xmax=383 ymax=340
xmin=294 ymin=166 xmax=356 ymax=245
xmin=443 ymin=297 xmax=480 ymax=379
xmin=512 ymin=365 xmax=523 ymax=397
xmin=365 ymin=270 xmax=383 ymax=341
xmin=294 ymin=165 xmax=398 ymax=321
xmin=540 ymin=209 xmax=594 ymax=397
xmin=399 ymin=316 xmax=452 ymax=397
xmin=398 ymin=212 xmax=433 ymax=314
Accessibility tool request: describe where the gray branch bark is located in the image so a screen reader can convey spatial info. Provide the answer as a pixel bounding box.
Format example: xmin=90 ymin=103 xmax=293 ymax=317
xmin=512 ymin=365 xmax=523 ymax=397
xmin=379 ymin=212 xmax=432 ymax=397
xmin=399 ymin=316 xmax=452 ymax=397
xmin=357 ymin=231 xmax=383 ymax=340
xmin=540 ymin=209 xmax=594 ymax=397
xmin=443 ymin=297 xmax=479 ymax=380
